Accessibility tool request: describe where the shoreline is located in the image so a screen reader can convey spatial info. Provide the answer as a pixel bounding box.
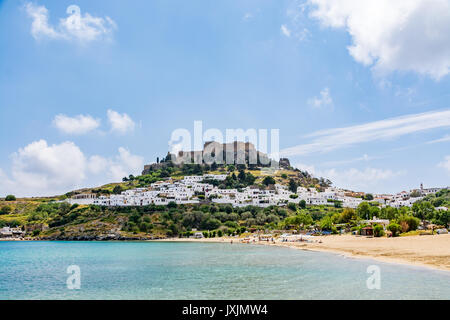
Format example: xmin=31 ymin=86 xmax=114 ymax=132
xmin=2 ymin=234 xmax=449 ymax=272
xmin=152 ymin=234 xmax=450 ymax=272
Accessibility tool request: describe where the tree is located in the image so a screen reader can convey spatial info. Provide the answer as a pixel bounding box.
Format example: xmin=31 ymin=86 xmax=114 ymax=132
xmin=167 ymin=201 xmax=177 ymax=209
xmin=397 ymin=215 xmax=420 ymax=232
xmin=0 ymin=205 xmax=12 ymax=215
xmin=201 ymin=218 xmax=221 ymax=230
xmin=319 ymin=216 xmax=333 ymax=231
xmin=380 ymin=206 xmax=398 ymax=220
xmin=112 ymin=185 xmax=123 ymax=195
xmin=298 ymin=200 xmax=306 ymax=209
xmin=245 ymin=173 xmax=256 ymax=185
xmin=373 ymin=224 xmax=385 ymax=237
xmin=334 ymin=200 xmax=343 ymax=208
xmin=410 ymin=190 xmax=421 ymax=198
xmin=357 ymin=202 xmax=371 ymax=220
xmin=433 ymin=210 xmax=449 ymax=227
xmin=238 ymin=170 xmax=246 ymax=182
xmin=369 ymin=206 xmax=380 ymax=219
xmin=364 ymin=194 xmax=374 ymax=201
xmin=387 ymin=223 xmax=401 ymax=237
xmin=412 ymin=201 xmax=436 ymax=222
xmin=421 ymin=202 xmax=436 ymax=221
xmin=5 ymin=195 xmax=16 ymax=201
xmin=285 ymin=213 xmax=312 ymax=231
xmin=262 ymin=176 xmax=276 ymax=186
xmin=224 ymin=205 xmax=233 ymax=214
xmin=241 ymin=211 xmax=252 ymax=220
xmin=288 ymin=179 xmax=298 ymax=193
xmin=339 ymin=208 xmax=358 ymax=224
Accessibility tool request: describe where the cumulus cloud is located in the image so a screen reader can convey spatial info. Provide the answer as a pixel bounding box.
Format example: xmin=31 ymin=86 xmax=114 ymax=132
xmin=293 ymin=162 xmax=402 ymax=192
xmin=53 ymin=114 xmax=100 ymax=135
xmin=0 ymin=140 xmax=143 ymax=197
xmin=282 ymin=109 xmax=450 ymax=157
xmin=25 ymin=3 xmax=116 ymax=43
xmin=438 ymin=156 xmax=450 ymax=173
xmin=308 ymin=0 xmax=450 ymax=79
xmin=3 ymin=140 xmax=87 ymax=196
xmin=107 ymin=109 xmax=135 ymax=134
xmin=89 ymin=147 xmax=144 ymax=181
xmin=307 ymin=87 xmax=333 ymax=109
xmin=318 ymin=167 xmax=405 ymax=192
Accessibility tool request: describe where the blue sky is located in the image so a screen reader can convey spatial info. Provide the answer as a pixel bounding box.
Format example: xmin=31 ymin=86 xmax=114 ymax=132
xmin=0 ymin=0 xmax=449 ymax=196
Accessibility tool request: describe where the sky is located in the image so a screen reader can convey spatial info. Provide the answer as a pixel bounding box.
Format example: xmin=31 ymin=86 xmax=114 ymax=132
xmin=0 ymin=0 xmax=450 ymax=197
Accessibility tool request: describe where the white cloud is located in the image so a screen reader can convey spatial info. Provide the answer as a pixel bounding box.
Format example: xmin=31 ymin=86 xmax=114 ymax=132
xmin=281 ymin=24 xmax=291 ymax=37
xmin=53 ymin=114 xmax=100 ymax=135
xmin=319 ymin=167 xmax=405 ymax=192
xmin=320 ymin=154 xmax=377 ymax=167
xmin=0 ymin=140 xmax=143 ymax=197
xmin=1 ymin=140 xmax=87 ymax=196
xmin=307 ymin=0 xmax=450 ymax=79
xmin=293 ymin=162 xmax=403 ymax=192
xmin=107 ymin=109 xmax=135 ymax=134
xmin=307 ymin=87 xmax=333 ymax=109
xmin=25 ymin=3 xmax=116 ymax=43
xmin=427 ymin=135 xmax=450 ymax=144
xmin=282 ymin=109 xmax=450 ymax=157
xmin=294 ymin=163 xmax=316 ymax=175
xmin=438 ymin=156 xmax=450 ymax=173
xmin=91 ymin=147 xmax=144 ymax=181
xmin=284 ymin=1 xmax=312 ymax=41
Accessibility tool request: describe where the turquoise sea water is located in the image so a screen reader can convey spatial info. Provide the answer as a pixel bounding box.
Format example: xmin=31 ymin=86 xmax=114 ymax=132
xmin=0 ymin=241 xmax=449 ymax=300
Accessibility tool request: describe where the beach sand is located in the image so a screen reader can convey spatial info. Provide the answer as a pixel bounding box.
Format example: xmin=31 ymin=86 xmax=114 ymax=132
xmin=155 ymin=234 xmax=450 ymax=272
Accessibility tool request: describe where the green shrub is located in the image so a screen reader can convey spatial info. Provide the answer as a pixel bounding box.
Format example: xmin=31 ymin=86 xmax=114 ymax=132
xmin=5 ymin=195 xmax=16 ymax=201
xmin=0 ymin=206 xmax=12 ymax=215
xmin=388 ymin=223 xmax=401 ymax=237
xmin=373 ymin=224 xmax=385 ymax=237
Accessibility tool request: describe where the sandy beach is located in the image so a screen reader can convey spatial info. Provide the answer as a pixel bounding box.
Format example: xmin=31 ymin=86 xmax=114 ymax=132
xmin=155 ymin=234 xmax=450 ymax=272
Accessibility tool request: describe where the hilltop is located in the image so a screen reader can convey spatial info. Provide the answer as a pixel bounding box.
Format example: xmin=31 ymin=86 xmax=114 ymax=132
xmin=67 ymin=141 xmax=332 ymax=199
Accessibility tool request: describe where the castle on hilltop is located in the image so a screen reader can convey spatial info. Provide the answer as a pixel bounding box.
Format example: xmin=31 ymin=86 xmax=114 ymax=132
xmin=142 ymin=141 xmax=291 ymax=175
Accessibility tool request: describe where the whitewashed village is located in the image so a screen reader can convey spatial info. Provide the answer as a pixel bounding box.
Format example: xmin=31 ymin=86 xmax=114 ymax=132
xmin=67 ymin=174 xmax=447 ymax=210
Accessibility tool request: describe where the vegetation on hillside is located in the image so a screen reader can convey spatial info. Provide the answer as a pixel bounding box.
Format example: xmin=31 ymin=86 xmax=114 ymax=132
xmin=1 ymin=162 xmax=447 ymax=240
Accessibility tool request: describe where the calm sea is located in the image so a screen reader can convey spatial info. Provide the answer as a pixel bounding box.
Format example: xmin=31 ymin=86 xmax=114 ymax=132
xmin=0 ymin=241 xmax=449 ymax=300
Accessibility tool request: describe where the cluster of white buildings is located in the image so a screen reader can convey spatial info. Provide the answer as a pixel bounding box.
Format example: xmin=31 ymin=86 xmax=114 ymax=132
xmin=0 ymin=226 xmax=25 ymax=239
xmin=373 ymin=185 xmax=448 ymax=208
xmin=67 ymin=175 xmax=360 ymax=208
xmin=67 ymin=175 xmax=447 ymax=210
